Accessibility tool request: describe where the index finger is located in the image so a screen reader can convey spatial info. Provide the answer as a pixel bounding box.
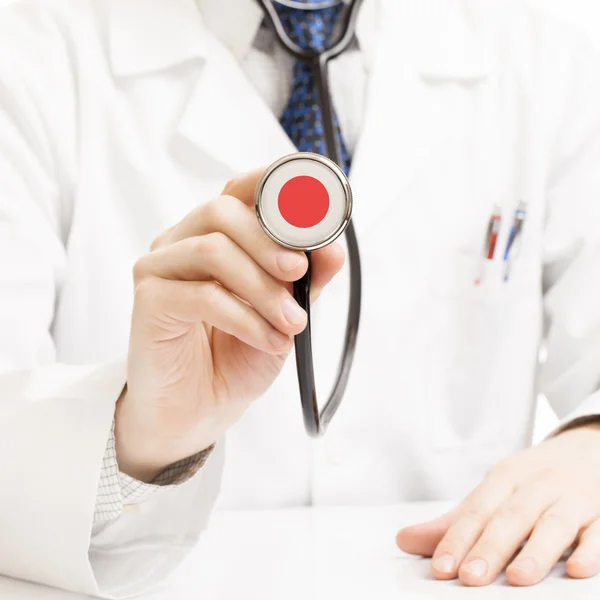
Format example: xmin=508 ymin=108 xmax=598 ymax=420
xmin=431 ymin=474 xmax=516 ymax=579
xmin=150 ymin=168 xmax=266 ymax=251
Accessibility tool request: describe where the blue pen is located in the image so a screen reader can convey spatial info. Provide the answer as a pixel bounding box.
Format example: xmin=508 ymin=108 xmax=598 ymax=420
xmin=503 ymin=201 xmax=527 ymax=281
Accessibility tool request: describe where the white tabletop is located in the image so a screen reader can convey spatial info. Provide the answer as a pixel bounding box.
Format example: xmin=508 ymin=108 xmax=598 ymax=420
xmin=1 ymin=502 xmax=599 ymax=599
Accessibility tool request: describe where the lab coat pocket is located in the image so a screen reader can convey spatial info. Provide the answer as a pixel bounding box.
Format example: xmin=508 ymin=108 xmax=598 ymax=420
xmin=423 ymin=252 xmax=536 ymax=450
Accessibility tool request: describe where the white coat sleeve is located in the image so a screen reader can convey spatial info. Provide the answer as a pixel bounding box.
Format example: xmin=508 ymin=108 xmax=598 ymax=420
xmin=0 ymin=6 xmax=223 ymax=598
xmin=540 ymin=41 xmax=600 ymax=433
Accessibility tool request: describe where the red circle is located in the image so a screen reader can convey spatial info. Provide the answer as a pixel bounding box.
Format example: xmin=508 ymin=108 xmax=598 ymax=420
xmin=277 ymin=176 xmax=330 ymax=228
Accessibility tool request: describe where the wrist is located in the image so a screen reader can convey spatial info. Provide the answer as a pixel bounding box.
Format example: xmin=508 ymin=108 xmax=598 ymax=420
xmin=114 ymin=387 xmax=161 ymax=481
xmin=114 ymin=387 xmax=215 ymax=482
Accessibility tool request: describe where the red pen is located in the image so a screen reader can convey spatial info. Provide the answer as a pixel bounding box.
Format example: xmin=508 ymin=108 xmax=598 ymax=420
xmin=475 ymin=205 xmax=502 ymax=285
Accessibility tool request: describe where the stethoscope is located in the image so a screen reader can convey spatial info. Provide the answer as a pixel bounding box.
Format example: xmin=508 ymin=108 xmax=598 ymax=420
xmin=254 ymin=0 xmax=363 ymax=437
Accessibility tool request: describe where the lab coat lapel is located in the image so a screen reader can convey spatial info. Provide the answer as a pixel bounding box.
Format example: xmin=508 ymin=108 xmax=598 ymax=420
xmin=108 ymin=0 xmax=295 ymax=175
xmin=175 ymin=45 xmax=296 ymax=174
xmin=350 ymin=0 xmax=497 ymax=237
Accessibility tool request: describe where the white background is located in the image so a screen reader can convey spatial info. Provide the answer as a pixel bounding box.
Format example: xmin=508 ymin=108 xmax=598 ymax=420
xmin=5 ymin=0 xmax=599 ymax=40
xmin=0 ymin=1 xmax=597 ymax=40
xmin=2 ymin=0 xmax=600 ymax=36
xmin=1 ymin=0 xmax=599 ymax=439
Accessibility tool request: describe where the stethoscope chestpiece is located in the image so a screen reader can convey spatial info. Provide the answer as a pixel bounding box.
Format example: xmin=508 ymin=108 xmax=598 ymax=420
xmin=255 ymin=152 xmax=352 ymax=252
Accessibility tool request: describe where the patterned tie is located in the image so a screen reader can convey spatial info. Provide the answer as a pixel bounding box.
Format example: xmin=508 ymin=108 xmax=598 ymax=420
xmin=274 ymin=1 xmax=352 ymax=174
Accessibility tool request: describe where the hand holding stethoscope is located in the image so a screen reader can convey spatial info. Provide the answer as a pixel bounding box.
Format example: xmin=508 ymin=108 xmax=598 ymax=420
xmin=255 ymin=0 xmax=363 ymax=437
xmin=120 ymin=1 xmax=361 ymax=478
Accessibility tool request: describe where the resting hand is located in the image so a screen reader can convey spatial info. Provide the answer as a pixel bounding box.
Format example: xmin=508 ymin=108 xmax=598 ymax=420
xmin=396 ymin=424 xmax=600 ymax=586
xmin=116 ymin=169 xmax=344 ymax=481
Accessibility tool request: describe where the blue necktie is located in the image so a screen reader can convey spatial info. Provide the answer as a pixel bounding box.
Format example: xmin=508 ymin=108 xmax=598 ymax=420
xmin=274 ymin=1 xmax=352 ymax=174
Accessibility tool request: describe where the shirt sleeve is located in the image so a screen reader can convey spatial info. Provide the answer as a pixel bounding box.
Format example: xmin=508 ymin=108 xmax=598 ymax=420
xmin=94 ymin=422 xmax=216 ymax=525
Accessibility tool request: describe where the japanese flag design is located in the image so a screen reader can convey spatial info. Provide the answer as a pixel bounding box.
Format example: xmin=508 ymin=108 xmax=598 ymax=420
xmin=255 ymin=153 xmax=352 ymax=251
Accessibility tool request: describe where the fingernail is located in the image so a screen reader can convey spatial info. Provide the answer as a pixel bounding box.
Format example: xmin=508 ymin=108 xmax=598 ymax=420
xmin=568 ymin=555 xmax=596 ymax=576
xmin=571 ymin=555 xmax=594 ymax=569
xmin=277 ymin=252 xmax=303 ymax=272
xmin=463 ymin=559 xmax=488 ymax=579
xmin=511 ymin=558 xmax=537 ymax=575
xmin=268 ymin=329 xmax=291 ymax=351
xmin=433 ymin=554 xmax=456 ymax=574
xmin=282 ymin=298 xmax=306 ymax=325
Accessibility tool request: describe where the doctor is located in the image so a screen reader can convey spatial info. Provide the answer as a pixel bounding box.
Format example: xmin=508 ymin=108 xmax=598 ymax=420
xmin=2 ymin=0 xmax=600 ymax=596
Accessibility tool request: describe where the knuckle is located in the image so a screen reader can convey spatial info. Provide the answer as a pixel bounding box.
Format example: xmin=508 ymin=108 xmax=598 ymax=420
xmin=460 ymin=507 xmax=490 ymax=528
xmin=188 ymin=231 xmax=229 ymax=260
xmin=132 ymin=255 xmax=151 ymax=282
xmin=539 ymin=511 xmax=578 ymax=536
xmin=202 ymin=198 xmax=226 ymax=228
xmin=210 ymin=194 xmax=243 ymax=231
xmin=203 ymin=231 xmax=230 ymax=256
xmin=492 ymin=503 xmax=525 ymax=526
xmin=221 ymin=176 xmax=241 ymax=197
xmin=149 ymin=235 xmax=163 ymax=252
xmin=187 ymin=235 xmax=207 ymax=258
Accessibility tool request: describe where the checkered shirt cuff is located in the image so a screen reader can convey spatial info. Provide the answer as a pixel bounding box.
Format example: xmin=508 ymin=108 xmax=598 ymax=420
xmin=94 ymin=422 xmax=214 ymax=524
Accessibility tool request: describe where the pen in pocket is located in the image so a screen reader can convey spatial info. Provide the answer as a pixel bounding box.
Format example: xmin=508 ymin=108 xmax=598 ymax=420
xmin=475 ymin=204 xmax=502 ymax=286
xmin=503 ymin=200 xmax=527 ymax=282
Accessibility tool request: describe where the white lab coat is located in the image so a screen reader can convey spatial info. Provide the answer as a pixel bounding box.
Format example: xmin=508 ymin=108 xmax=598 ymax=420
xmin=1 ymin=0 xmax=600 ymax=596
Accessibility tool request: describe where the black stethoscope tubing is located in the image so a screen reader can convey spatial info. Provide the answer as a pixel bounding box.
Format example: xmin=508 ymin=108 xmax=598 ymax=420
xmin=257 ymin=0 xmax=364 ymax=437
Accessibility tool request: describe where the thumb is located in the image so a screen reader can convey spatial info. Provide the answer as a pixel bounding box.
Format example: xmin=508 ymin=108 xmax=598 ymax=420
xmin=396 ymin=510 xmax=456 ymax=557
